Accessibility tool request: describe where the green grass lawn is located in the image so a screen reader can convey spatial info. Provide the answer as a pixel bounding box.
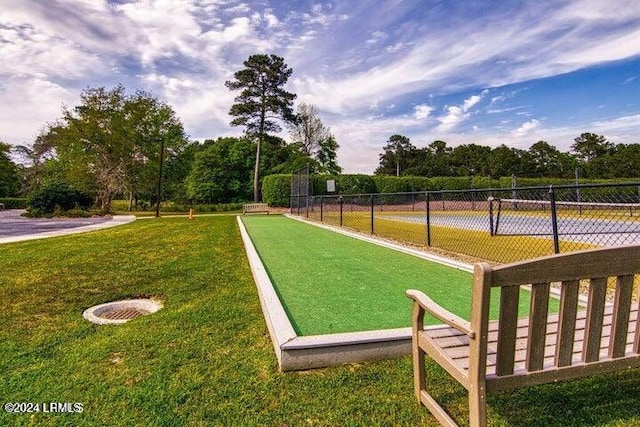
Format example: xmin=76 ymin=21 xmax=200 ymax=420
xmin=2 ymin=215 xmax=640 ymax=426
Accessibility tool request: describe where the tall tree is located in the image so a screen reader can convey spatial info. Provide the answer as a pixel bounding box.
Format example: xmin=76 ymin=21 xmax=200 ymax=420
xmin=527 ymin=141 xmax=563 ymax=177
xmin=488 ymin=145 xmax=524 ymax=177
xmin=316 ymin=135 xmax=342 ymax=175
xmin=451 ymin=144 xmax=491 ymax=176
xmin=427 ymin=140 xmax=453 ymax=176
xmin=0 ymin=142 xmax=19 ymax=197
xmin=376 ymin=134 xmax=415 ymax=176
xmin=186 ymin=137 xmax=254 ymax=204
xmin=288 ymin=103 xmax=330 ymax=156
xmin=39 ymin=85 xmax=188 ymax=209
xmin=571 ymin=132 xmax=613 ymax=163
xmin=226 ymin=54 xmax=297 ymax=202
xmin=11 ymin=144 xmax=48 ymax=195
xmin=608 ymin=144 xmax=640 ymax=178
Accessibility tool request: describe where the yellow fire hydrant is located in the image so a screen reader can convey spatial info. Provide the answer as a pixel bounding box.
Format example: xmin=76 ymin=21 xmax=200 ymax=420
xmin=189 ymin=208 xmax=195 ymax=220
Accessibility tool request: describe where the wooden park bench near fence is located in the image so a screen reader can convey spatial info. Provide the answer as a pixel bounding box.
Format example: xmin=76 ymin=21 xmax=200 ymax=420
xmin=407 ymin=245 xmax=640 ymax=427
xmin=242 ymin=203 xmax=269 ymax=214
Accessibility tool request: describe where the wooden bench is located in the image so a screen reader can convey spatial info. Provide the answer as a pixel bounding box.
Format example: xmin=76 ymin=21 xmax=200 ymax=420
xmin=407 ymin=245 xmax=640 ymax=427
xmin=242 ymin=203 xmax=269 ymax=215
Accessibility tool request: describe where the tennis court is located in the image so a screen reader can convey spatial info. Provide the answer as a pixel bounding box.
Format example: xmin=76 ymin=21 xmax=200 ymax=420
xmin=241 ymin=215 xmax=543 ymax=336
xmin=383 ymin=199 xmax=640 ymax=247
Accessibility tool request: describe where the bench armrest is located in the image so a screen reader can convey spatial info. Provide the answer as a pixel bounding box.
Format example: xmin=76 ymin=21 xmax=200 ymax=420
xmin=406 ymin=289 xmax=475 ymax=339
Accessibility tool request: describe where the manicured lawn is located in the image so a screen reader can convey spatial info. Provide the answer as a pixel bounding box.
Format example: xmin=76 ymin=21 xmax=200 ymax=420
xmin=2 ymin=215 xmax=640 ymax=426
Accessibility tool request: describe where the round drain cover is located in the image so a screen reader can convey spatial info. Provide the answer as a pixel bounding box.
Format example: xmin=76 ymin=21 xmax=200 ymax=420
xmin=99 ymin=307 xmax=150 ymax=320
xmin=83 ymin=299 xmax=162 ymax=325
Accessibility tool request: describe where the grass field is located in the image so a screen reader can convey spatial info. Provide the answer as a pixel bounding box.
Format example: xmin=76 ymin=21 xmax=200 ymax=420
xmin=2 ymin=215 xmax=640 ymax=426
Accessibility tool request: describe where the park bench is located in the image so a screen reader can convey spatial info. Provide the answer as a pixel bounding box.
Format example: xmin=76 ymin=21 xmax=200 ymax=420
xmin=407 ymin=245 xmax=640 ymax=427
xmin=242 ymin=203 xmax=269 ymax=215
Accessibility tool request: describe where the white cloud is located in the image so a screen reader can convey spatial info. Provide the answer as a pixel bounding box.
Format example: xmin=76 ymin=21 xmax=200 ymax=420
xmin=0 ymin=77 xmax=76 ymax=143
xmin=264 ymin=11 xmax=280 ymax=28
xmin=436 ymin=91 xmax=487 ymax=131
xmin=366 ymin=30 xmax=387 ymax=45
xmin=413 ymin=104 xmax=434 ymax=120
xmin=512 ymin=119 xmax=541 ymax=136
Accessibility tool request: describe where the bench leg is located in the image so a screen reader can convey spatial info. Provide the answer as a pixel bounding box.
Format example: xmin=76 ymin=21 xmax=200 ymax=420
xmin=413 ymin=336 xmax=425 ymax=402
xmin=413 ymin=338 xmax=459 ymax=426
xmin=468 ymin=382 xmax=487 ymax=427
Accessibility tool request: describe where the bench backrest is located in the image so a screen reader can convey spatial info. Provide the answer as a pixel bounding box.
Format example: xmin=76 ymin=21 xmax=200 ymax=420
xmin=470 ymin=245 xmax=640 ymax=379
xmin=243 ymin=203 xmax=269 ymax=213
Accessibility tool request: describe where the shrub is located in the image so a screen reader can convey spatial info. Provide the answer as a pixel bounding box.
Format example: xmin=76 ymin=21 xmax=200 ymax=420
xmin=335 ymin=174 xmax=376 ymax=195
xmin=26 ymin=181 xmax=93 ymax=215
xmin=372 ymin=176 xmax=433 ymax=193
xmin=262 ymin=174 xmax=292 ymax=207
xmin=0 ymin=197 xmax=28 ymax=209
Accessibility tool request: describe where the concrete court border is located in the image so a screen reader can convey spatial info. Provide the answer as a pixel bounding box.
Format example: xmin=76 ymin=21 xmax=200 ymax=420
xmin=237 ymin=215 xmax=474 ymax=371
xmin=0 ymin=215 xmax=136 ymax=244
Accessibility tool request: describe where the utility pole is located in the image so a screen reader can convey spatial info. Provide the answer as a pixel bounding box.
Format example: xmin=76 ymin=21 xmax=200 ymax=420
xmin=155 ymin=137 xmax=165 ymax=218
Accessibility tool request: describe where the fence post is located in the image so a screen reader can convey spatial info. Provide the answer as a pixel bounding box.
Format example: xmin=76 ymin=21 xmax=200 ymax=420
xmin=426 ymin=192 xmax=431 ymax=246
xmin=320 ymin=197 xmax=323 ymax=222
xmin=339 ymin=196 xmax=343 ymax=227
xmin=370 ymin=194 xmax=375 ymax=235
xmin=488 ymin=197 xmax=494 ymax=236
xmin=549 ymin=186 xmax=560 ymax=254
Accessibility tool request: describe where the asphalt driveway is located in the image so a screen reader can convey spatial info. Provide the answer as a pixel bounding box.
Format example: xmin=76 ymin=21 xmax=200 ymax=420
xmin=0 ymin=209 xmax=135 ymax=243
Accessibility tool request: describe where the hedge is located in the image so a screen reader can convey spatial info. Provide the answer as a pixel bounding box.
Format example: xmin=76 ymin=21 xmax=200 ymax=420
xmin=0 ymin=197 xmax=28 ymax=209
xmin=262 ymin=174 xmax=292 ymax=207
xmin=261 ymin=174 xmax=640 ymax=207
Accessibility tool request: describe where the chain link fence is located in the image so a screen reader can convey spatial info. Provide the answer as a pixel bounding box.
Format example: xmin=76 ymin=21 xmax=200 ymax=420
xmin=290 ymin=165 xmax=310 ymax=216
xmin=297 ymin=183 xmax=640 ymax=263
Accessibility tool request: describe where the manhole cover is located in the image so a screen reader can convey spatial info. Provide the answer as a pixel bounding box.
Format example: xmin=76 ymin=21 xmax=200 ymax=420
xmin=83 ymin=299 xmax=162 ymax=325
xmin=99 ymin=307 xmax=150 ymax=320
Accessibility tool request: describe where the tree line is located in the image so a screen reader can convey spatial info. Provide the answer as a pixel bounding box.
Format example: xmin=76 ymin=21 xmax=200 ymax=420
xmin=1 ymin=54 xmax=341 ymax=209
xmin=376 ymin=133 xmax=640 ymax=179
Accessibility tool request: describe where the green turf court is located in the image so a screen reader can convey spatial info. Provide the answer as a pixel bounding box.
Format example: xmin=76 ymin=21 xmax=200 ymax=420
xmin=241 ymin=216 xmax=550 ymax=336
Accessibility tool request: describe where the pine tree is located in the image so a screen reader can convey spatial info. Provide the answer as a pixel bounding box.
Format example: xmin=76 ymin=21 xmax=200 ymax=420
xmin=225 ymin=54 xmax=297 ymax=202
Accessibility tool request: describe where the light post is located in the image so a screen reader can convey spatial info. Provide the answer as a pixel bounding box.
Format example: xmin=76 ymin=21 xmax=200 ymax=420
xmin=155 ymin=137 xmax=165 ymax=218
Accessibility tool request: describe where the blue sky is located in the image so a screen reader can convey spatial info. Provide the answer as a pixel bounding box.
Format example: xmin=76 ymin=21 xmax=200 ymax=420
xmin=1 ymin=0 xmax=639 ymax=173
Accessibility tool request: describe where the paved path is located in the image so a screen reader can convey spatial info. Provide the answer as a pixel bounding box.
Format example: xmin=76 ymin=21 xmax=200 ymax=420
xmin=0 ymin=210 xmax=136 ymax=244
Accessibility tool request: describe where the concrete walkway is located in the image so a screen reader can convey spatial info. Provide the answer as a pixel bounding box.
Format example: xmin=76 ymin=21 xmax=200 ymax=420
xmin=0 ymin=209 xmax=136 ymax=244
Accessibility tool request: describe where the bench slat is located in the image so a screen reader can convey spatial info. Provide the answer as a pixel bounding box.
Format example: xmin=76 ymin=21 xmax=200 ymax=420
xmin=583 ymin=277 xmax=607 ymax=362
xmin=495 ymin=286 xmax=519 ymax=376
xmin=490 ymin=246 xmax=640 ymax=286
xmin=526 ymin=282 xmax=550 ymax=372
xmin=555 ymin=280 xmax=579 ymax=367
xmin=425 ymin=306 xmax=639 ymax=372
xmin=610 ymin=275 xmax=634 ymax=358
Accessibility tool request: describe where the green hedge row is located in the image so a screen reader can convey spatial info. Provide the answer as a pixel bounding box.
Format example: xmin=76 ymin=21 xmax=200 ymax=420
xmin=0 ymin=198 xmax=28 ymax=209
xmin=110 ymin=199 xmax=245 ymax=213
xmin=262 ymin=174 xmax=640 ymax=207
